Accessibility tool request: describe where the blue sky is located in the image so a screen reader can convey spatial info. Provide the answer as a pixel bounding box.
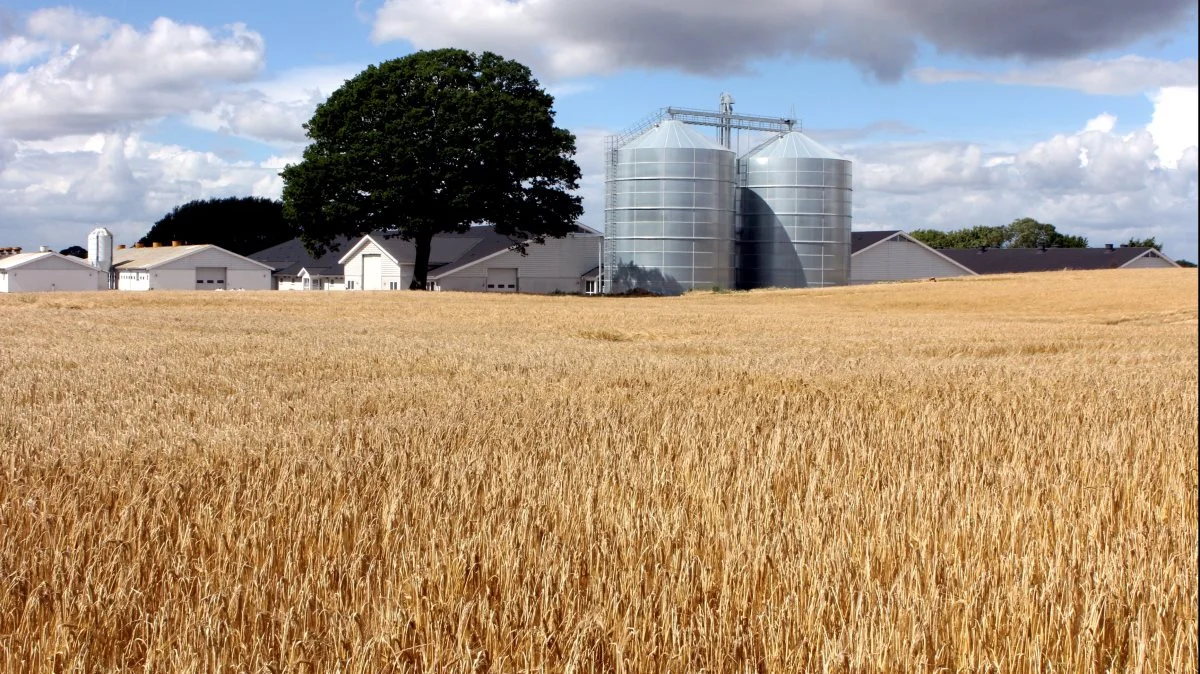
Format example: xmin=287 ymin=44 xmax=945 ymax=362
xmin=1 ymin=0 xmax=1196 ymax=260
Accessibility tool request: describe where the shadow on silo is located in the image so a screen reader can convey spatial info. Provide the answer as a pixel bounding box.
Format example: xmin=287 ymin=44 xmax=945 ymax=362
xmin=738 ymin=191 xmax=808 ymax=289
xmin=609 ymin=262 xmax=686 ymax=296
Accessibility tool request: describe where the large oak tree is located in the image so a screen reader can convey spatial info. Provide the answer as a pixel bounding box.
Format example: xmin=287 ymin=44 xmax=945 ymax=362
xmin=281 ymin=49 xmax=583 ymax=289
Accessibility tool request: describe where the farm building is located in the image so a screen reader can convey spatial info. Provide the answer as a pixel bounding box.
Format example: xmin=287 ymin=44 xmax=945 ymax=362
xmin=113 ymin=243 xmax=273 ymax=291
xmin=248 ymin=237 xmax=353 ymax=290
xmin=428 ymin=227 xmax=602 ymax=293
xmin=339 ymin=226 xmax=601 ymax=293
xmin=0 ymin=248 xmax=109 ymax=292
xmin=939 ymin=245 xmax=1180 ymax=273
xmin=849 ymin=231 xmax=976 ymax=284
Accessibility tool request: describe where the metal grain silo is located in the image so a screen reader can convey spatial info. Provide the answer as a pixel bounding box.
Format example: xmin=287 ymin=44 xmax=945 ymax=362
xmin=605 ymin=120 xmax=736 ymax=295
xmin=737 ymin=132 xmax=852 ymax=288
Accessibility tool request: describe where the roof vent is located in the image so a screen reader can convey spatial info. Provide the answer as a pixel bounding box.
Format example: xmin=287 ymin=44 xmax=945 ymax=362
xmin=134 ymin=242 xmax=145 ymax=248
xmin=978 ymin=245 xmax=988 ymax=253
xmin=39 ymin=245 xmax=50 ymax=253
xmin=1105 ymin=243 xmax=1114 ymax=251
xmin=117 ymin=244 xmax=126 ymax=250
xmin=151 ymin=242 xmax=163 ymax=248
xmin=171 ymin=240 xmax=182 ymax=247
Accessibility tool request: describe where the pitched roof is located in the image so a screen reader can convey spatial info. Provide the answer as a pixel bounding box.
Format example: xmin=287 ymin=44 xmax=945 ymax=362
xmin=113 ymin=245 xmax=206 ymax=269
xmin=0 ymin=251 xmax=100 ymax=271
xmin=113 ymin=244 xmax=274 ymax=271
xmin=938 ymin=247 xmax=1170 ymax=274
xmin=248 ymin=236 xmax=357 ymax=275
xmin=425 ymin=229 xmax=525 ymax=279
xmin=850 ymin=230 xmax=902 ymax=254
xmin=371 ymin=228 xmax=510 ymax=267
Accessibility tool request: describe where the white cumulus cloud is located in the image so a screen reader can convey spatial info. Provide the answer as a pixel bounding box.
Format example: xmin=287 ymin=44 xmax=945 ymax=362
xmin=1147 ymin=86 xmax=1199 ymax=169
xmin=846 ymin=101 xmax=1196 ymax=260
xmin=0 ymin=8 xmax=266 ymax=140
xmin=186 ymin=65 xmax=360 ymax=146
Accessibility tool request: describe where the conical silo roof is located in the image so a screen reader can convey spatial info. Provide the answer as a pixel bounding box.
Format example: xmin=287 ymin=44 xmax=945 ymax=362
xmin=744 ymin=131 xmax=844 ymax=160
xmin=621 ymin=119 xmax=730 ymax=151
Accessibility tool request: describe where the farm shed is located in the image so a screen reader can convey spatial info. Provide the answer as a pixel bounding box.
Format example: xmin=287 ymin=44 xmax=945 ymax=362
xmin=939 ymin=245 xmax=1181 ymax=274
xmin=113 ymin=243 xmax=273 ymax=291
xmin=248 ymin=237 xmax=352 ymax=290
xmin=428 ymin=227 xmax=602 ymax=294
xmin=340 ymin=226 xmax=601 ymax=293
xmin=0 ymin=250 xmax=108 ymax=292
xmin=850 ymin=230 xmax=976 ymax=284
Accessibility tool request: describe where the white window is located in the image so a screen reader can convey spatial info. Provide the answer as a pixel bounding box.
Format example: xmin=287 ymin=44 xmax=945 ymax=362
xmin=585 ymin=280 xmax=597 ymax=294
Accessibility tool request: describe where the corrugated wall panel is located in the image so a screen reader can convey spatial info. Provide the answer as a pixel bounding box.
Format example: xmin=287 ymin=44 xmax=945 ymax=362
xmin=439 ymin=235 xmax=600 ymax=282
xmin=850 ymin=239 xmax=972 ymax=284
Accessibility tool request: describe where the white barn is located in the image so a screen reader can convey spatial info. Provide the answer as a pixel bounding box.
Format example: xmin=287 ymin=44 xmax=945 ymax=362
xmin=850 ymin=230 xmax=976 ymax=284
xmin=0 ymin=249 xmax=108 ymax=293
xmin=113 ymin=243 xmax=273 ymax=291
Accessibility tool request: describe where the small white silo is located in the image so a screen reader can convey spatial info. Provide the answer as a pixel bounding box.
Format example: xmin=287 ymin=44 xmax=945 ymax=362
xmin=87 ymin=227 xmax=113 ymax=270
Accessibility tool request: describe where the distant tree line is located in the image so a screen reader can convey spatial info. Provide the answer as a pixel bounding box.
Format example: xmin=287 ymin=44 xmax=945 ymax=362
xmin=139 ymin=197 xmax=293 ymax=256
xmin=910 ymin=218 xmax=1176 ymax=256
xmin=910 ymin=218 xmax=1088 ymax=249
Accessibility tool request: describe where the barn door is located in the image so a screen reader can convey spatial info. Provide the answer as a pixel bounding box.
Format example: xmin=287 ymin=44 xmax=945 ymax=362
xmin=195 ymin=267 xmax=227 ymax=290
xmin=362 ymin=254 xmax=382 ymax=290
xmin=486 ymin=268 xmax=517 ymax=292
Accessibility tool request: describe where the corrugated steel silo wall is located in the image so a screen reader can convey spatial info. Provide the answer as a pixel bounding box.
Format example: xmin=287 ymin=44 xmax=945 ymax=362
xmin=606 ymin=147 xmax=737 ymax=295
xmin=737 ymin=157 xmax=852 ymax=288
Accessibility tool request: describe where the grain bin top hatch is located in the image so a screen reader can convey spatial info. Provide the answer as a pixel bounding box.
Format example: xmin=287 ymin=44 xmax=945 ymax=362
xmin=743 ymin=130 xmax=844 ymax=160
xmin=620 ymin=119 xmax=732 ymax=152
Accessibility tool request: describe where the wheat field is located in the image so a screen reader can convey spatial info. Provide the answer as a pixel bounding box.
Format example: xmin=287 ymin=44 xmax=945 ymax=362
xmin=1 ymin=269 xmax=1196 ymax=673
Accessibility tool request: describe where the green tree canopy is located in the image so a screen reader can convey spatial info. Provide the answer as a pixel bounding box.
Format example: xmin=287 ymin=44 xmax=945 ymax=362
xmin=140 ymin=197 xmax=292 ymax=256
xmin=1124 ymin=237 xmax=1162 ymax=251
xmin=910 ymin=218 xmax=1088 ymax=249
xmin=281 ymin=49 xmax=583 ymax=289
xmin=59 ymin=245 xmax=87 ymax=258
xmin=1175 ymin=259 xmax=1196 ymax=268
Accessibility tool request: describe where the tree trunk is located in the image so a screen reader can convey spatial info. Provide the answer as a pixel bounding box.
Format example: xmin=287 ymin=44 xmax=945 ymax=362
xmin=410 ymin=231 xmax=433 ymax=290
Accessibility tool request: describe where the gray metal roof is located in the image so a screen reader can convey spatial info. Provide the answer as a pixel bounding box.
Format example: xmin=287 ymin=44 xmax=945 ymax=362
xmin=744 ymin=131 xmax=844 ymax=160
xmin=112 ymin=245 xmax=205 ymax=269
xmin=425 ymin=229 xmax=525 ymax=279
xmin=621 ymin=120 xmax=731 ymax=152
xmin=0 ymin=251 xmax=100 ymax=271
xmin=939 ymin=247 xmax=1171 ymax=274
xmin=249 ymin=236 xmax=357 ymax=275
